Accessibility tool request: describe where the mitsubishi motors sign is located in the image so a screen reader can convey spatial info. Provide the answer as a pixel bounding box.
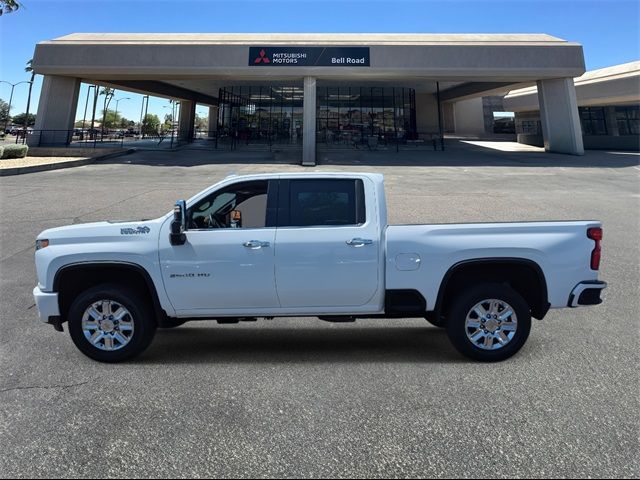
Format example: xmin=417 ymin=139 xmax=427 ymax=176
xmin=249 ymin=47 xmax=370 ymax=67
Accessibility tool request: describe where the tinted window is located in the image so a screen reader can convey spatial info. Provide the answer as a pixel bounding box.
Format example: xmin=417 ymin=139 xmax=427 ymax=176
xmin=285 ymin=179 xmax=365 ymax=227
xmin=189 ymin=180 xmax=268 ymax=229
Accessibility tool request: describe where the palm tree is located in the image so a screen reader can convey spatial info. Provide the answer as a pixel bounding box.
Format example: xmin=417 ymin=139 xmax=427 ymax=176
xmin=23 ymin=59 xmax=35 ymax=137
xmin=1 ymin=1 xmax=21 ymax=16
xmin=99 ymin=87 xmax=115 ymax=137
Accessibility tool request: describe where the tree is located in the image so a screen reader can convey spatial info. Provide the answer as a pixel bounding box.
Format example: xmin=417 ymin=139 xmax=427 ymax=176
xmin=141 ymin=113 xmax=160 ymax=135
xmin=99 ymin=87 xmax=115 ymax=134
xmin=101 ymin=109 xmax=123 ymax=130
xmin=195 ymin=113 xmax=208 ymax=131
xmin=11 ymin=112 xmax=36 ymax=127
xmin=163 ymin=113 xmax=173 ymax=132
xmin=24 ymin=59 xmax=36 ymax=131
xmin=0 ymin=0 xmax=20 ymax=15
xmin=0 ymin=99 xmax=9 ymax=126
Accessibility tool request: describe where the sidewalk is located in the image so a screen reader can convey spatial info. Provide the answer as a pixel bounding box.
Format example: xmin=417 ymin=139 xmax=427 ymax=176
xmin=0 ymin=148 xmax=136 ymax=176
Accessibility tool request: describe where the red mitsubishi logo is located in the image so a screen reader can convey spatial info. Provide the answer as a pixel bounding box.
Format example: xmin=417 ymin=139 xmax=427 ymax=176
xmin=254 ymin=49 xmax=270 ymax=64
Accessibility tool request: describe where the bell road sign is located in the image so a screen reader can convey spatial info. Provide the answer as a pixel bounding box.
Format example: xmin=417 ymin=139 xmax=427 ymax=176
xmin=249 ymin=47 xmax=370 ymax=67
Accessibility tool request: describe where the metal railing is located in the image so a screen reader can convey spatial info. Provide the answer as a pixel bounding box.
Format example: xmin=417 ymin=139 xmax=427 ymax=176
xmin=316 ymin=130 xmax=444 ymax=152
xmin=3 ymin=128 xmax=445 ymax=153
xmin=191 ymin=129 xmax=445 ymax=152
xmin=5 ymin=129 xmax=187 ymax=150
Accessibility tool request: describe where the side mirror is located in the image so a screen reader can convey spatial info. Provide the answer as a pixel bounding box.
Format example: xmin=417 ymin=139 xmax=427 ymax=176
xmin=170 ymin=200 xmax=187 ymax=246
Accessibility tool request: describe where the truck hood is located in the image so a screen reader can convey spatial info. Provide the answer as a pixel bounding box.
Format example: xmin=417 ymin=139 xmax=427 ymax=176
xmin=37 ymin=218 xmax=167 ymax=245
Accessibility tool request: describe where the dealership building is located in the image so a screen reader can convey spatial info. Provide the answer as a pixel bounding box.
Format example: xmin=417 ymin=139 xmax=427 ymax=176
xmin=504 ymin=61 xmax=639 ymax=151
xmin=30 ymin=33 xmax=590 ymax=164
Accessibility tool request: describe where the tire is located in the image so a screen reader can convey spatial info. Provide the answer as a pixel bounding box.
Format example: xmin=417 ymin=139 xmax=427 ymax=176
xmin=445 ymin=283 xmax=531 ymax=362
xmin=68 ymin=283 xmax=157 ymax=363
xmin=159 ymin=318 xmax=187 ymax=329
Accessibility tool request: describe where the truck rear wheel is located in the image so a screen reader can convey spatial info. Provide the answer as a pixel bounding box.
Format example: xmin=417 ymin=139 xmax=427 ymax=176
xmin=446 ymin=283 xmax=531 ymax=362
xmin=68 ymin=284 xmax=156 ymax=363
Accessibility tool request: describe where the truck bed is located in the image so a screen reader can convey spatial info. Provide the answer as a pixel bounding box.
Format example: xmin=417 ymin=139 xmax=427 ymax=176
xmin=385 ymin=220 xmax=602 ymax=309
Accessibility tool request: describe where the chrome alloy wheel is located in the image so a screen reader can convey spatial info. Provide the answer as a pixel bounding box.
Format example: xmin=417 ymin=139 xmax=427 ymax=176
xmin=465 ymin=299 xmax=518 ymax=351
xmin=81 ymin=300 xmax=135 ymax=351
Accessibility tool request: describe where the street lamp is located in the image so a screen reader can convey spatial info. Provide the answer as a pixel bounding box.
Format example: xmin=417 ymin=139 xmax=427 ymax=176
xmin=163 ymin=100 xmax=179 ymax=147
xmin=113 ymin=97 xmax=130 ymax=132
xmin=1 ymin=80 xmax=33 ymax=133
xmin=81 ymin=85 xmax=96 ymax=132
xmin=139 ymin=95 xmax=149 ymax=138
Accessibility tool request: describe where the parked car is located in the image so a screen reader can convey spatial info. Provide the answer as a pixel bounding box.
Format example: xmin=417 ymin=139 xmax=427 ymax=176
xmin=33 ymin=173 xmax=606 ymax=363
xmin=14 ymin=128 xmax=33 ymax=138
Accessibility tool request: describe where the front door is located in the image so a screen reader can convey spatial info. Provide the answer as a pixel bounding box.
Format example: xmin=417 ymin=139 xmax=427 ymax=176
xmin=159 ymin=180 xmax=280 ymax=314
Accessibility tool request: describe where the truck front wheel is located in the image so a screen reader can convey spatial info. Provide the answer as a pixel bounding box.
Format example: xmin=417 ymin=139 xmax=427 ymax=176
xmin=67 ymin=284 xmax=157 ymax=363
xmin=446 ymin=283 xmax=531 ymax=362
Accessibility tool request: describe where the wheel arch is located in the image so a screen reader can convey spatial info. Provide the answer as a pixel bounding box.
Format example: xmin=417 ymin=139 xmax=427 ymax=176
xmin=434 ymin=258 xmax=550 ymax=321
xmin=53 ymin=261 xmax=167 ymax=324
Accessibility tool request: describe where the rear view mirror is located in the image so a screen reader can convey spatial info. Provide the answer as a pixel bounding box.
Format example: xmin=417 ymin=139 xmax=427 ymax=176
xmin=170 ymin=200 xmax=187 ymax=246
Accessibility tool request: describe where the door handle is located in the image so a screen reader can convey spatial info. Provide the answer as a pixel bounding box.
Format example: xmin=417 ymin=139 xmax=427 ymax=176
xmin=346 ymin=238 xmax=373 ymax=247
xmin=243 ymin=240 xmax=270 ymax=249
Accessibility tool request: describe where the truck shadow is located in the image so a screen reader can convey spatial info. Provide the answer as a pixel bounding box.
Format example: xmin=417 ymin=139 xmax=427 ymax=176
xmin=140 ymin=326 xmax=464 ymax=364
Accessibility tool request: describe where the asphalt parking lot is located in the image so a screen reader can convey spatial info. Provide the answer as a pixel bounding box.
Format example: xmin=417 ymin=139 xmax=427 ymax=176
xmin=1 ymin=144 xmax=639 ymax=478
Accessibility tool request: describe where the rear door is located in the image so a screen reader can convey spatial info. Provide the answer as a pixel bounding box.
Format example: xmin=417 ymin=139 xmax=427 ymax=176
xmin=274 ymin=178 xmax=380 ymax=308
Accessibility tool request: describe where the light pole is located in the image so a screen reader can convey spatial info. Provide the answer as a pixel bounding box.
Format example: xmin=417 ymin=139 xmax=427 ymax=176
xmin=113 ymin=97 xmax=130 ymax=131
xmin=114 ymin=97 xmax=130 ymax=146
xmin=139 ymin=95 xmax=149 ymax=138
xmin=1 ymin=80 xmax=32 ymax=133
xmin=81 ymin=85 xmax=96 ymax=140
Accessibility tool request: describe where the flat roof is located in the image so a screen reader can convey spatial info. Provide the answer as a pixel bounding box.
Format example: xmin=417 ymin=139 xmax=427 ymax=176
xmin=32 ymin=32 xmax=586 ymax=102
xmin=506 ymin=61 xmax=640 ymax=98
xmin=45 ymin=32 xmax=576 ymax=46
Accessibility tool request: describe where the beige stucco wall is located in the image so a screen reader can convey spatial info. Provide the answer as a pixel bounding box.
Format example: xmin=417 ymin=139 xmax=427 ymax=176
xmin=415 ymin=93 xmax=439 ymax=134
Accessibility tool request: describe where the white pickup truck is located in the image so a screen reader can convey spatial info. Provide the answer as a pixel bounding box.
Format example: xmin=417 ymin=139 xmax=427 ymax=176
xmin=33 ymin=172 xmax=606 ymax=363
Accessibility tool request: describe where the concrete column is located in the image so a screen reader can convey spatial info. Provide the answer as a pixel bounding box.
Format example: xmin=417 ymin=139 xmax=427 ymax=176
xmin=453 ymin=97 xmax=485 ymax=135
xmin=302 ymin=77 xmax=316 ymax=166
xmin=442 ymin=102 xmax=455 ymax=133
xmin=29 ymin=75 xmax=81 ymax=146
xmin=208 ymin=106 xmax=218 ymax=138
xmin=537 ymin=78 xmax=584 ymax=155
xmin=415 ymin=93 xmax=439 ymax=134
xmin=178 ymin=100 xmax=196 ymax=142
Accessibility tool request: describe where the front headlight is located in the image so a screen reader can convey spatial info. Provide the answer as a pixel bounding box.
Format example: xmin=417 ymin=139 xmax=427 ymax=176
xmin=35 ymin=239 xmax=49 ymax=251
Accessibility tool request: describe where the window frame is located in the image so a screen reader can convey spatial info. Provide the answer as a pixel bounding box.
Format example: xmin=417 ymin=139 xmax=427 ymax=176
xmin=186 ymin=179 xmax=278 ymax=231
xmin=275 ymin=178 xmax=367 ymax=229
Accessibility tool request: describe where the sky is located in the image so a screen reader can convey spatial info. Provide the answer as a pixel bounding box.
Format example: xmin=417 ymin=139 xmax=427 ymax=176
xmin=0 ymin=0 xmax=638 ymax=124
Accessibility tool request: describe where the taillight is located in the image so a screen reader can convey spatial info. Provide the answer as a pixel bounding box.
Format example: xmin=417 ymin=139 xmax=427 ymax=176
xmin=587 ymin=227 xmax=602 ymax=270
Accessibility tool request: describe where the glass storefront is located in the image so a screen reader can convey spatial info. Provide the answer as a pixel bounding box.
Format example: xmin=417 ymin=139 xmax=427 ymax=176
xmin=316 ymin=86 xmax=416 ymax=146
xmin=615 ymin=105 xmax=639 ymax=135
xmin=217 ymin=85 xmax=416 ymax=146
xmin=218 ymin=86 xmax=304 ymax=145
xmin=579 ymin=106 xmax=607 ymax=135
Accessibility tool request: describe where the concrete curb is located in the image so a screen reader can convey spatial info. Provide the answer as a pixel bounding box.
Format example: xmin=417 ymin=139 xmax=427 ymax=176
xmin=0 ymin=148 xmax=137 ymax=176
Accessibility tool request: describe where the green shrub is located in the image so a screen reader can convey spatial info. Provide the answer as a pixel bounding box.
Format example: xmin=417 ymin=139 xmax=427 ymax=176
xmin=1 ymin=144 xmax=28 ymax=159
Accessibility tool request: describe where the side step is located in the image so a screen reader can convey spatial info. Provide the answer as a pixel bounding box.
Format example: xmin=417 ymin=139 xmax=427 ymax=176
xmin=317 ymin=316 xmax=356 ymax=323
